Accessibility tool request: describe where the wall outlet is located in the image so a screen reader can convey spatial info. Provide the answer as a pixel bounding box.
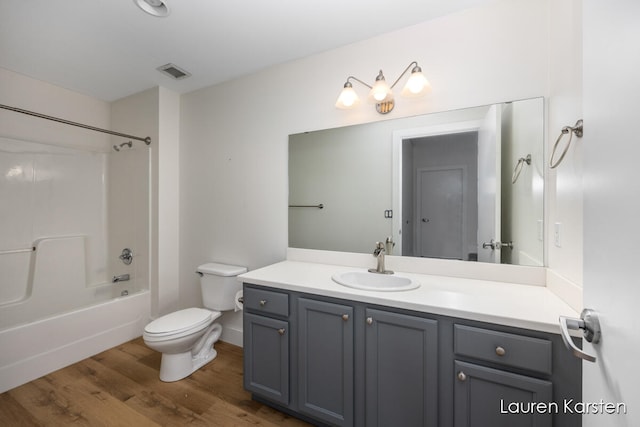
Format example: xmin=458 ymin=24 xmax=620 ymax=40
xmin=554 ymin=222 xmax=562 ymax=247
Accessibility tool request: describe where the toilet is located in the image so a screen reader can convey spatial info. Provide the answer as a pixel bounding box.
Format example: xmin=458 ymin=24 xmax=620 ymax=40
xmin=143 ymin=262 xmax=247 ymax=382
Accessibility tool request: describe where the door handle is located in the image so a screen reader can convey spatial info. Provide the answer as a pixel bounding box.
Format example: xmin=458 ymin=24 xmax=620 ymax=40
xmin=482 ymin=239 xmax=513 ymax=250
xmin=559 ymin=308 xmax=601 ymax=362
xmin=482 ymin=239 xmax=497 ymax=250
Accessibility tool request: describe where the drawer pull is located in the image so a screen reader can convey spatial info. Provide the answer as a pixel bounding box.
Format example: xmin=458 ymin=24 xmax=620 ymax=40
xmin=277 ymin=328 xmax=286 ymax=336
xmin=495 ymin=346 xmax=506 ymax=356
xmin=457 ymin=371 xmax=467 ymax=382
xmin=366 ymin=317 xmax=373 ymax=325
xmin=259 ymin=299 xmax=267 ymax=306
xmin=342 ymin=314 xmax=349 ymax=321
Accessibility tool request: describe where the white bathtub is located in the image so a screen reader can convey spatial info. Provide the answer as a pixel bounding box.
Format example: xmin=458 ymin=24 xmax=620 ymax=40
xmin=0 ymin=290 xmax=150 ymax=393
xmin=0 ymin=137 xmax=152 ymax=393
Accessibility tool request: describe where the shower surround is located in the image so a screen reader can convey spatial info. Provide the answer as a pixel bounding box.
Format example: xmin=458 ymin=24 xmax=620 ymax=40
xmin=0 ymin=136 xmax=150 ymax=392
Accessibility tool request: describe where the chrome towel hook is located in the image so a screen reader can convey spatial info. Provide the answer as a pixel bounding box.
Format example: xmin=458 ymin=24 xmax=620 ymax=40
xmin=550 ymin=119 xmax=583 ymax=169
xmin=512 ymin=154 xmax=531 ymax=184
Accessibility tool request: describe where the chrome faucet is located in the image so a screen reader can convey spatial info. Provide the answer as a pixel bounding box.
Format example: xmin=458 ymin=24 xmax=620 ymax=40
xmin=112 ymin=274 xmax=130 ymax=283
xmin=368 ymin=242 xmax=394 ymax=275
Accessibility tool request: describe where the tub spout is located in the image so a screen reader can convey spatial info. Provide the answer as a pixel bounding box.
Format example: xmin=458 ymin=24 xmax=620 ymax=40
xmin=112 ymin=274 xmax=130 ymax=283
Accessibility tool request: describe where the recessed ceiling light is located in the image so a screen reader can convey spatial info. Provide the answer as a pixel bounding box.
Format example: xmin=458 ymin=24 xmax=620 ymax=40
xmin=134 ymin=0 xmax=170 ymax=17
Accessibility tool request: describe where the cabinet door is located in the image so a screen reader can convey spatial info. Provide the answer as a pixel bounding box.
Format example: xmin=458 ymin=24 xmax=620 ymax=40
xmin=454 ymin=361 xmax=552 ymax=427
xmin=365 ymin=308 xmax=438 ymax=427
xmin=243 ymin=313 xmax=289 ymax=405
xmin=298 ymin=298 xmax=354 ymax=427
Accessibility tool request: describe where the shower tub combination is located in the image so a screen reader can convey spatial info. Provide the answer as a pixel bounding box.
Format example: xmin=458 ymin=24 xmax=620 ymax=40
xmin=0 ymin=136 xmax=151 ymax=393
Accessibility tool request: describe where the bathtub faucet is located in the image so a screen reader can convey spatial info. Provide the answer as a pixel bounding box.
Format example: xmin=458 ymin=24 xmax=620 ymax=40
xmin=112 ymin=274 xmax=130 ymax=283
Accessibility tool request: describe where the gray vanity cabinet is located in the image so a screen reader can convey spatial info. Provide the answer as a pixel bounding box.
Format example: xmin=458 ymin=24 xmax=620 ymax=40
xmin=365 ymin=308 xmax=439 ymax=427
xmin=297 ymin=298 xmax=354 ymax=426
xmin=243 ymin=288 xmax=290 ymax=406
xmin=454 ymin=361 xmax=552 ymax=427
xmin=453 ymin=325 xmax=555 ymax=427
xmin=242 ymin=284 xmax=581 ymax=427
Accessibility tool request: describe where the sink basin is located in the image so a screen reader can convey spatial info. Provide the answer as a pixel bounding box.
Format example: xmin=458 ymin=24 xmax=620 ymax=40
xmin=331 ymin=271 xmax=420 ymax=292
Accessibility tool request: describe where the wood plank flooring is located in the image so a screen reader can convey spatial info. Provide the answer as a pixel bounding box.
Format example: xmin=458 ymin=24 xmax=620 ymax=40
xmin=0 ymin=338 xmax=312 ymax=427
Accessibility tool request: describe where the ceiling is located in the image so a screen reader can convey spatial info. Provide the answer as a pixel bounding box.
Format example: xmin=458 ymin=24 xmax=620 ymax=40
xmin=0 ymin=0 xmax=491 ymax=102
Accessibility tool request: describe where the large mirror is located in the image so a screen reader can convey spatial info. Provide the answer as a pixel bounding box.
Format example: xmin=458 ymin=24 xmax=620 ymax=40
xmin=289 ymin=97 xmax=544 ymax=266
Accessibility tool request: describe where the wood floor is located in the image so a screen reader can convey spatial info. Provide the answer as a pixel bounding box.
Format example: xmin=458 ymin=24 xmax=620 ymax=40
xmin=0 ymin=338 xmax=312 ymax=427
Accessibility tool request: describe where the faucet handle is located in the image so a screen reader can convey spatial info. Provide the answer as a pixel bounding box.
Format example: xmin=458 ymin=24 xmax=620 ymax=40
xmin=373 ymin=241 xmax=385 ymax=256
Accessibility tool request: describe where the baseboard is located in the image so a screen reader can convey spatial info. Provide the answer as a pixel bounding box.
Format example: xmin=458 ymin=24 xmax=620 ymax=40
xmin=221 ymin=325 xmax=243 ymax=348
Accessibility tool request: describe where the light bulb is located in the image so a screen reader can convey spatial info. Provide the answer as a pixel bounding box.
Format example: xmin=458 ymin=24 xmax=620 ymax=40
xmin=335 ymin=83 xmax=360 ymax=109
xmin=368 ymin=71 xmax=393 ymax=103
xmin=401 ymin=67 xmax=430 ymax=98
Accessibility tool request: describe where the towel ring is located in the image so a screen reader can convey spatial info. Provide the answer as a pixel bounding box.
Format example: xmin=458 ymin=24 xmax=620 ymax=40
xmin=512 ymin=154 xmax=531 ymax=184
xmin=550 ymin=119 xmax=583 ymax=169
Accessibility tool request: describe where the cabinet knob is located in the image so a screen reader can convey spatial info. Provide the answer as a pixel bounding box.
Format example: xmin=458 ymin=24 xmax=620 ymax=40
xmin=366 ymin=317 xmax=373 ymax=325
xmin=495 ymin=346 xmax=506 ymax=356
xmin=259 ymin=299 xmax=267 ymax=306
xmin=342 ymin=314 xmax=349 ymax=321
xmin=457 ymin=371 xmax=467 ymax=382
xmin=277 ymin=328 xmax=285 ymax=336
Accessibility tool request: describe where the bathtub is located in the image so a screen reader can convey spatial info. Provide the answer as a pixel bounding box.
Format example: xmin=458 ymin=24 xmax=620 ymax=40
xmin=0 ymin=290 xmax=150 ymax=393
xmin=0 ymin=136 xmax=151 ymax=393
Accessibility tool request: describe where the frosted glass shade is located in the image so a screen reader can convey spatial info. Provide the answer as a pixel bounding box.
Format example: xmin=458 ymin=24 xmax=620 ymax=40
xmin=368 ymin=78 xmax=393 ymax=103
xmin=335 ymin=86 xmax=360 ymax=109
xmin=401 ymin=70 xmax=430 ymax=97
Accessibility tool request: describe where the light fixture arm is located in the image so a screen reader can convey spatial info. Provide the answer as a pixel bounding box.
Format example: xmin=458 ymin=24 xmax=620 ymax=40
xmin=389 ymin=61 xmax=419 ymax=89
xmin=344 ymin=75 xmax=372 ymax=90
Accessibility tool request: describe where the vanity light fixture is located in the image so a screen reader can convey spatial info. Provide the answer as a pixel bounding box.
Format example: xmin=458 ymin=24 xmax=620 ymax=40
xmin=335 ymin=61 xmax=430 ymax=114
xmin=134 ymin=0 xmax=170 ymax=17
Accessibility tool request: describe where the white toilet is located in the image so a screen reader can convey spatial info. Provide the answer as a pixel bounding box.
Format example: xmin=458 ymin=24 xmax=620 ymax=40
xmin=143 ymin=262 xmax=246 ymax=382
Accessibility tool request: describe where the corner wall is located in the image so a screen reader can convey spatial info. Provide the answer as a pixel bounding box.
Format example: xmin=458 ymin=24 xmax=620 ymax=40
xmin=111 ymin=87 xmax=181 ymax=319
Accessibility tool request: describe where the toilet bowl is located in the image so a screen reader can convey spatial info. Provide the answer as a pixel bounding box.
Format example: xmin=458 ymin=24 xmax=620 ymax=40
xmin=143 ymin=262 xmax=246 ymax=382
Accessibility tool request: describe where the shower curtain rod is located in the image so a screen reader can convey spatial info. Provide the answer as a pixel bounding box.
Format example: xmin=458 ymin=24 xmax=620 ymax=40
xmin=0 ymin=103 xmax=151 ymax=145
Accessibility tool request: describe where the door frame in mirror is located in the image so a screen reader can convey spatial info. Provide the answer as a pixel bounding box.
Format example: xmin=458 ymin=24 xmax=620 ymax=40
xmin=392 ymin=120 xmax=483 ymax=256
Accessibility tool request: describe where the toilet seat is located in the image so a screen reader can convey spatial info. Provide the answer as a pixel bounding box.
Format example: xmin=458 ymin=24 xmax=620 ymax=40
xmin=143 ymin=308 xmax=221 ymax=342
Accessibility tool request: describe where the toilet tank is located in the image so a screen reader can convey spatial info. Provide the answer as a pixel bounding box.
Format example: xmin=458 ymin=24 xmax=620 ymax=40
xmin=196 ymin=262 xmax=247 ymax=311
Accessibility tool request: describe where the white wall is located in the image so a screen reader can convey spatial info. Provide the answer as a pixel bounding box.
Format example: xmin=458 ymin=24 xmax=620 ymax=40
xmin=157 ymin=88 xmax=181 ymax=317
xmin=109 ymin=91 xmax=155 ymax=300
xmin=179 ymin=0 xmax=583 ymax=337
xmin=500 ymin=98 xmax=545 ymax=266
xmin=111 ymin=87 xmax=181 ymax=319
xmin=0 ymin=67 xmax=110 ymax=150
xmin=547 ymin=0 xmax=583 ymax=285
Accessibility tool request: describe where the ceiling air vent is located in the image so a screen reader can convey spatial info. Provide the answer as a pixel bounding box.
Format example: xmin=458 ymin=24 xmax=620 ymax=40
xmin=156 ymin=63 xmax=191 ymax=80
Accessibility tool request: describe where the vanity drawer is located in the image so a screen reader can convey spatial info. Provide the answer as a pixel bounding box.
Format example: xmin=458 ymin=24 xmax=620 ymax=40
xmin=244 ymin=286 xmax=289 ymax=317
xmin=454 ymin=324 xmax=552 ymax=375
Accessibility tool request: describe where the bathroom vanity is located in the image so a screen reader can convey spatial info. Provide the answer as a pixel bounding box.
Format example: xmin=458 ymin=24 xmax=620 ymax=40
xmin=240 ymin=258 xmax=582 ymax=427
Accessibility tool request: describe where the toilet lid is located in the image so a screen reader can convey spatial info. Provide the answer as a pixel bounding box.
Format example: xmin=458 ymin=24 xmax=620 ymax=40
xmin=144 ymin=308 xmax=215 ymax=337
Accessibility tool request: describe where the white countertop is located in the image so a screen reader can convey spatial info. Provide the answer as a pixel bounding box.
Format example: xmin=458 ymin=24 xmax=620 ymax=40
xmin=238 ymin=260 xmax=579 ymax=335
